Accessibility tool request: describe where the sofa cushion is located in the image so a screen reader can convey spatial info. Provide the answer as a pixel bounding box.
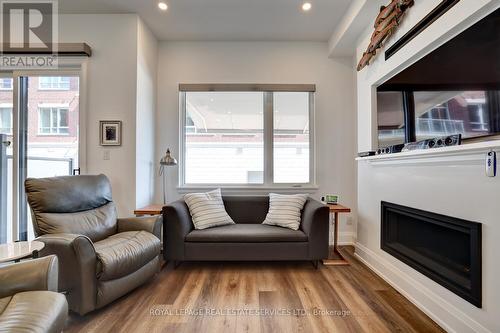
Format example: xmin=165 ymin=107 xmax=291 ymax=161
xmin=263 ymin=193 xmax=308 ymax=230
xmin=185 ymin=224 xmax=307 ymax=243
xmin=184 ymin=188 xmax=235 ymax=230
xmin=0 ymin=291 xmax=68 ymax=333
xmin=222 ymin=196 xmax=269 ymax=224
xmin=94 ymin=231 xmax=160 ymax=281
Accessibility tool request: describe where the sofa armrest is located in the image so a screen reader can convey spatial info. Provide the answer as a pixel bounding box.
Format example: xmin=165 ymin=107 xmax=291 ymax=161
xmin=0 ymin=255 xmax=59 ymax=299
xmin=301 ymin=199 xmax=330 ymax=260
xmin=163 ymin=200 xmax=193 ymax=260
xmin=37 ymin=233 xmax=97 ymax=315
xmin=117 ymin=215 xmax=162 ymax=240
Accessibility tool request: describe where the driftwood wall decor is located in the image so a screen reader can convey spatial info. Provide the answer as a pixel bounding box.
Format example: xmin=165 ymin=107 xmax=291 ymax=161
xmin=357 ymin=0 xmax=415 ymax=71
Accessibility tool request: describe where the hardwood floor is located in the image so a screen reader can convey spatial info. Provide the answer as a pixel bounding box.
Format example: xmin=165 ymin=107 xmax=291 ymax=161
xmin=65 ymin=247 xmax=444 ymax=333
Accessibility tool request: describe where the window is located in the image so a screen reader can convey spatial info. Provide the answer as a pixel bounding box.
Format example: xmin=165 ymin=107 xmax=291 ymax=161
xmin=180 ymin=85 xmax=315 ymax=187
xmin=38 ymin=107 xmax=69 ymax=135
xmin=183 ymin=91 xmax=264 ymax=184
xmin=273 ymin=92 xmax=310 ymax=183
xmin=0 ymin=78 xmax=13 ymax=90
xmin=0 ymin=107 xmax=12 ymax=134
xmin=38 ymin=76 xmax=70 ymax=90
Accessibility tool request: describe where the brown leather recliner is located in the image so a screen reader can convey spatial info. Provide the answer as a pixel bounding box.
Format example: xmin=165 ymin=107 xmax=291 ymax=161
xmin=0 ymin=255 xmax=68 ymax=332
xmin=25 ymin=174 xmax=162 ymax=315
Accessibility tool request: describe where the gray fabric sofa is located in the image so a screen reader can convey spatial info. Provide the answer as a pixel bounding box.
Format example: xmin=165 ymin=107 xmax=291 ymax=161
xmin=163 ymin=196 xmax=329 ymax=265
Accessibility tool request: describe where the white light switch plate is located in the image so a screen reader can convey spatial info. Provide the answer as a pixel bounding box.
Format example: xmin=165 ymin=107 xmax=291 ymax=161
xmin=103 ymin=150 xmax=110 ymax=160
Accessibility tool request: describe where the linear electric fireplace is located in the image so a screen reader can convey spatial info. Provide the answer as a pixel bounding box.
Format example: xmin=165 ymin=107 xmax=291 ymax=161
xmin=381 ymin=201 xmax=482 ymax=307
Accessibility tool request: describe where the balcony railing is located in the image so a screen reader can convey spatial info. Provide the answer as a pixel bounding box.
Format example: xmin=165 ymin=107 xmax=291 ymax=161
xmin=416 ymin=118 xmax=465 ymax=136
xmin=6 ymin=155 xmax=74 ymax=176
xmin=379 ymin=119 xmax=465 ymax=139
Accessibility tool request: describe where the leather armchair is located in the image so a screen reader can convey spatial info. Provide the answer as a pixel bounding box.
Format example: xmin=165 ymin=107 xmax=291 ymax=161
xmin=25 ymin=174 xmax=162 ymax=315
xmin=0 ymin=255 xmax=68 ymax=332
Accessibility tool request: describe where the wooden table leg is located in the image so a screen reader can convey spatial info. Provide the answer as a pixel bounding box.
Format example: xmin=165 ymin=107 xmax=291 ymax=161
xmin=322 ymin=211 xmax=349 ymax=266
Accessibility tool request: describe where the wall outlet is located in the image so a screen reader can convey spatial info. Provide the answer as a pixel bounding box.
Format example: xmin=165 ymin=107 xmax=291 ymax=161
xmin=103 ymin=150 xmax=110 ymax=160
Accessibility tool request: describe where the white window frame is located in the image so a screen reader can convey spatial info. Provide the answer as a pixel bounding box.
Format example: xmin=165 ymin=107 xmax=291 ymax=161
xmin=37 ymin=106 xmax=70 ymax=135
xmin=178 ymin=85 xmax=317 ymax=193
xmin=38 ymin=76 xmax=71 ymax=90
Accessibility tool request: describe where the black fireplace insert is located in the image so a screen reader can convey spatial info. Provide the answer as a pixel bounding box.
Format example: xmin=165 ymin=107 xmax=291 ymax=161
xmin=381 ymin=201 xmax=482 ymax=307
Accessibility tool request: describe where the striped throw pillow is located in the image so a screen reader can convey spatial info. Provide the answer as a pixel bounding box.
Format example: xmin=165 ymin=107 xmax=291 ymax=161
xmin=184 ymin=189 xmax=235 ymax=230
xmin=262 ymin=193 xmax=308 ymax=230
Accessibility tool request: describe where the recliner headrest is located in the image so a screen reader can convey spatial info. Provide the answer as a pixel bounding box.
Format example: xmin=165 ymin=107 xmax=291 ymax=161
xmin=25 ymin=174 xmax=113 ymax=213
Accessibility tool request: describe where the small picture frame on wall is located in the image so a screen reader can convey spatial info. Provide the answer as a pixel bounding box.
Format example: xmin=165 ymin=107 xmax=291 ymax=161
xmin=100 ymin=120 xmax=122 ymax=146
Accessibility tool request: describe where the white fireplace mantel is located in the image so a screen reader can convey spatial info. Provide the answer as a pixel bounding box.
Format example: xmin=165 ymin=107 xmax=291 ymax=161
xmin=355 ymin=140 xmax=500 ymax=166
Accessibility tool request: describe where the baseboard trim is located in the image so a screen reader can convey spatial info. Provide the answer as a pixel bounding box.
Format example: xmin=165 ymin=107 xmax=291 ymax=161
xmin=354 ymin=242 xmax=490 ymax=333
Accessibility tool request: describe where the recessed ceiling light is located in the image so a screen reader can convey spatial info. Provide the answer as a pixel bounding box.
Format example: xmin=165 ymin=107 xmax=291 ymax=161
xmin=158 ymin=1 xmax=168 ymax=11
xmin=302 ymin=2 xmax=312 ymax=11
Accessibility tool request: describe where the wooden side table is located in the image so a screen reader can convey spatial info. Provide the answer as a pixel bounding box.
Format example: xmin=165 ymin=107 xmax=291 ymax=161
xmin=322 ymin=204 xmax=351 ymax=266
xmin=134 ymin=204 xmax=163 ymax=217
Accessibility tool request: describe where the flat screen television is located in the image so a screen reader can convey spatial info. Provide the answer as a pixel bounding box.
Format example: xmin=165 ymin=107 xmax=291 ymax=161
xmin=376 ymin=8 xmax=500 ymax=148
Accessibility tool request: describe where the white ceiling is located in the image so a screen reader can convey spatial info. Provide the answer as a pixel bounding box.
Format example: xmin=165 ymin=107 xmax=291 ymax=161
xmin=328 ymin=0 xmax=387 ymax=56
xmin=58 ymin=0 xmax=352 ymax=42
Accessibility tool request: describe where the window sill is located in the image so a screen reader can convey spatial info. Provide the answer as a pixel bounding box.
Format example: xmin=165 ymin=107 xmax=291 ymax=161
xmin=177 ymin=185 xmax=319 ymax=195
xmin=356 ymin=140 xmax=500 ymax=166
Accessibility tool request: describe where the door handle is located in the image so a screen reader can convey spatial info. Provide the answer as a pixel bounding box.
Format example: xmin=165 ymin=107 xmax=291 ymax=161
xmin=2 ymin=140 xmax=10 ymax=147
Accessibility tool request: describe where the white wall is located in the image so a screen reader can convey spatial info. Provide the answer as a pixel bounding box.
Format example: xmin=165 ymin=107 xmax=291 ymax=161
xmin=136 ymin=18 xmax=158 ymax=208
xmin=156 ymin=42 xmax=358 ymax=243
xmin=59 ymin=14 xmax=157 ymax=216
xmin=355 ymin=1 xmax=500 ymax=332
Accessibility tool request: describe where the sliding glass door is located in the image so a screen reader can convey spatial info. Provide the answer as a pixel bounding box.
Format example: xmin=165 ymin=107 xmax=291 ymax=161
xmin=0 ymin=73 xmax=80 ymax=242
